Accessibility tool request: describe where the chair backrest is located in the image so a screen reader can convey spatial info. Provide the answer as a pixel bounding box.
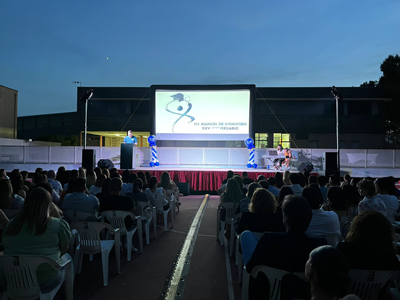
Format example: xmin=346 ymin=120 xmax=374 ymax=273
xmin=164 ymin=189 xmax=174 ymax=201
xmin=153 ymin=194 xmax=167 ymax=213
xmin=386 ymin=208 xmax=396 ymax=224
xmin=101 ymin=210 xmax=131 ymax=235
xmin=0 ymin=255 xmax=64 ymax=300
xmin=135 ymin=201 xmax=153 ymax=219
xmin=219 ymin=202 xmax=238 ymax=220
xmin=71 ymin=221 xmax=115 ymax=253
xmin=348 ymin=269 xmax=394 ymax=300
xmin=322 ymin=233 xmax=342 ymax=247
xmin=251 ymin=265 xmax=305 ymax=300
xmin=64 ymin=210 xmax=98 ymax=224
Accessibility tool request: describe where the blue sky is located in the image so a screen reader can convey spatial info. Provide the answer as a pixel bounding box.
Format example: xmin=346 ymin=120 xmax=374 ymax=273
xmin=1 ymin=0 xmax=399 ymax=116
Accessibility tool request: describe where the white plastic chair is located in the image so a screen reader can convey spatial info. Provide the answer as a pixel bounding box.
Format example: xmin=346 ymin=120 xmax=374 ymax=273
xmin=241 ymin=265 xmax=305 ymax=300
xmin=101 ymin=210 xmax=143 ymax=260
xmin=71 ymin=221 xmax=121 ymax=286
xmin=64 ymin=210 xmax=100 ymax=224
xmin=67 ymin=229 xmax=79 ymax=275
xmin=135 ymin=201 xmax=157 ymax=244
xmin=349 ymin=269 xmax=394 ymax=300
xmin=0 ymin=254 xmax=73 ymax=300
xmin=237 ymin=231 xmax=263 ymax=284
xmin=216 ymin=202 xmax=238 ymax=255
xmin=165 ymin=188 xmax=178 ymax=218
xmin=153 ymin=194 xmax=173 ymax=231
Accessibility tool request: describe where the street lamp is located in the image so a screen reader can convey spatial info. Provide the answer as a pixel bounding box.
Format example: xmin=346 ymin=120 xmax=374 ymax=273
xmin=79 ymin=89 xmax=93 ymax=149
xmin=331 ymin=86 xmax=342 ymax=174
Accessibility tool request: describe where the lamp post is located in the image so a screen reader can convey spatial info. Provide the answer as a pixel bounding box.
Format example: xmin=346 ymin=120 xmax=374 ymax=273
xmin=79 ymin=89 xmax=93 ymax=149
xmin=331 ymin=86 xmax=341 ymax=174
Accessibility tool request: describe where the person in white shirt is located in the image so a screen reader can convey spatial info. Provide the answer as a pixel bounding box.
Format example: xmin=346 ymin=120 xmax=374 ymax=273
xmin=288 ymin=173 xmax=304 ymax=196
xmin=375 ymin=177 xmax=399 ymax=223
xmin=302 ymin=187 xmax=341 ymax=245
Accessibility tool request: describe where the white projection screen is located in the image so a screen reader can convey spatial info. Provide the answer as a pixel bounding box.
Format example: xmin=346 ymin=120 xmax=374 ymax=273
xmin=151 ymin=85 xmax=255 ymax=141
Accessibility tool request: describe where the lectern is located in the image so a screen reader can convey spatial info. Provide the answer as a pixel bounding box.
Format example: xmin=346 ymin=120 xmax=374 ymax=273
xmin=120 ymin=143 xmax=136 ymax=169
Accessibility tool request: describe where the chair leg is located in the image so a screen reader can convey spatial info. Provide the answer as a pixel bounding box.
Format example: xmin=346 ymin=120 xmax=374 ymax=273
xmin=220 ymin=221 xmax=225 ymax=246
xmin=126 ymin=233 xmax=132 ymax=261
xmin=145 ymin=222 xmax=150 ymax=244
xmin=241 ymin=267 xmax=250 ymax=300
xmin=163 ymin=211 xmax=168 ymax=231
xmin=235 ymin=238 xmax=239 ymax=265
xmin=89 ymin=254 xmax=94 ymax=261
xmin=238 ymin=252 xmax=243 ymax=283
xmin=152 ymin=213 xmax=157 ymax=239
xmin=101 ymin=249 xmax=111 ymax=286
xmin=137 ymin=221 xmax=143 ymax=253
xmin=229 ymin=222 xmax=235 ymax=257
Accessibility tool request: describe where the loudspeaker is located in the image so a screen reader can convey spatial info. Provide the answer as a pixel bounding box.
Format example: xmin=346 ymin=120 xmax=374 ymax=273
xmin=98 ymin=159 xmax=115 ymax=170
xmin=324 ymin=152 xmax=338 ymax=177
xmin=82 ymin=149 xmax=96 ymax=171
xmin=176 ymin=182 xmax=190 ymax=196
xmin=120 ymin=143 xmax=135 ymax=169
xmin=297 ymin=162 xmax=313 ymax=172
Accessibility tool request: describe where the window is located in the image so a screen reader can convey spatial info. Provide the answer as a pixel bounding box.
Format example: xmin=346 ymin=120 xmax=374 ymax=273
xmin=310 ymin=140 xmax=319 ymax=148
xmin=255 ymin=133 xmax=268 ymax=148
xmin=350 ymin=141 xmax=359 ymax=149
xmin=273 ymin=133 xmax=290 ymax=149
xmin=348 ymin=102 xmax=371 ymax=115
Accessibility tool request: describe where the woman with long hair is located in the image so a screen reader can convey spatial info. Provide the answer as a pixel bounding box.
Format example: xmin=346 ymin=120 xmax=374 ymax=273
xmin=357 ymin=179 xmax=386 ymax=216
xmin=89 ymin=174 xmax=106 ymax=196
xmin=236 ymin=188 xmax=279 ymax=234
xmin=10 ymin=172 xmax=29 ymax=199
xmin=283 ymin=170 xmax=291 ymax=186
xmin=0 ymin=179 xmax=24 ymax=209
xmin=221 ymin=178 xmax=243 ymax=204
xmin=158 ymin=172 xmax=180 ymax=204
xmin=337 ymin=211 xmax=399 ymax=271
xmin=145 ymin=176 xmax=169 ymax=210
xmin=1 ymin=187 xmax=72 ymax=292
xmin=274 ymin=172 xmax=284 ymax=189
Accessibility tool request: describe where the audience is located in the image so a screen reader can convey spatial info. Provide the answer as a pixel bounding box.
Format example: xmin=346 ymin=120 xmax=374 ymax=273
xmin=0 ymin=208 xmax=9 ymax=228
xmin=221 ymin=178 xmax=243 ymax=204
xmin=235 ymin=188 xmax=281 ymax=235
xmin=0 ymin=179 xmax=24 ymax=209
xmin=237 ymin=182 xmax=261 ymax=214
xmin=288 ymin=173 xmax=303 ymax=196
xmin=10 ymin=172 xmax=28 ymax=199
xmin=337 ymin=211 xmax=399 ymax=271
xmin=375 ymin=177 xmax=399 ymax=223
xmin=342 ymin=184 xmax=360 ymax=221
xmin=89 ymin=174 xmax=106 ymax=196
xmin=317 ymin=175 xmax=328 ymax=202
xmin=357 ymin=179 xmax=386 ymax=216
xmin=126 ymin=178 xmax=149 ymax=204
xmin=137 ymin=171 xmax=149 ymax=190
xmin=47 ymin=170 xmax=63 ymax=195
xmin=62 ymin=178 xmax=99 ymax=215
xmin=242 ymin=171 xmax=254 ymax=185
xmin=121 ymin=173 xmax=137 ymax=196
xmin=158 ymin=172 xmax=180 ymax=204
xmin=283 ymin=171 xmax=291 ymax=186
xmin=276 ymin=186 xmax=294 ymax=214
xmin=20 ymin=170 xmax=33 ymax=190
xmin=341 ymin=173 xmax=351 ymax=187
xmin=266 ymin=177 xmax=280 ymax=198
xmin=241 ymin=195 xmax=327 ymax=299
xmin=325 ymin=186 xmax=348 ymax=218
xmin=302 ymin=187 xmax=341 ymax=244
xmin=329 ymin=174 xmax=341 ymax=187
xmin=1 ymin=187 xmax=72 ymax=294
xmin=304 ymin=246 xmax=360 ymax=300
xmin=274 ymin=172 xmax=284 ymax=189
xmin=145 ymin=176 xmax=169 ymax=210
xmin=86 ymin=171 xmax=97 ymax=189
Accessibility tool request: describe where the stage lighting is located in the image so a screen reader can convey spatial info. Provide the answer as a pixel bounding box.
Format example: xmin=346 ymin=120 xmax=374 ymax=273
xmin=80 ymin=89 xmax=93 ymax=102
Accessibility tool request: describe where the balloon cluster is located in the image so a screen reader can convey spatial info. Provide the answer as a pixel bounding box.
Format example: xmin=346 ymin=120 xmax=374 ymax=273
xmin=148 ymin=135 xmax=160 ymax=167
xmin=245 ymin=138 xmax=257 ymax=168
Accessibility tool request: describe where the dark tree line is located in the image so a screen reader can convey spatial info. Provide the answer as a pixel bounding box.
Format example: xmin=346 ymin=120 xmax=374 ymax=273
xmin=360 ymin=54 xmax=400 ymax=145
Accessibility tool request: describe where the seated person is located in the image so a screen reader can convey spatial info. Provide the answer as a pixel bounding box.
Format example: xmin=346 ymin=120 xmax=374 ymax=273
xmin=0 ymin=179 xmax=24 ymax=209
xmin=237 ymin=182 xmax=261 ymax=214
xmin=337 ymin=211 xmax=400 ymax=271
xmin=357 ymin=179 xmax=386 ymax=216
xmin=288 ymin=173 xmax=304 ymax=196
xmin=62 ymin=178 xmax=99 ymax=215
xmin=241 ymin=195 xmax=327 ymax=299
xmin=241 ymin=171 xmax=254 ymax=185
xmin=375 ymin=177 xmax=399 ymax=223
xmin=158 ymin=172 xmax=180 ymax=205
xmin=1 ymin=188 xmax=72 ymax=295
xmin=303 ymin=187 xmax=341 ymax=244
xmin=324 ymin=186 xmax=348 ymax=218
xmin=125 ymin=178 xmax=150 ymax=204
xmin=47 ymin=170 xmax=63 ymax=195
xmin=235 ymin=188 xmax=282 ymax=235
xmin=217 ymin=170 xmax=234 ymax=195
xmin=145 ymin=176 xmax=169 ymax=211
xmin=266 ymin=177 xmax=280 ymax=198
xmin=100 ymin=178 xmax=135 ymax=213
xmin=89 ymin=174 xmax=106 ymax=196
xmin=121 ymin=173 xmax=137 ymax=196
xmin=301 ymin=245 xmax=360 ymax=300
xmin=0 ymin=209 xmax=9 ymax=228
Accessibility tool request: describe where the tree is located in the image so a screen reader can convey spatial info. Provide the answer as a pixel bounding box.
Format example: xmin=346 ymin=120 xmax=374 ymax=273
xmin=360 ymin=54 xmax=400 ymax=146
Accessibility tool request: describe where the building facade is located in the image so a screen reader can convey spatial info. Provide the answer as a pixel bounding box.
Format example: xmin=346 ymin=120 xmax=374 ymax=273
xmin=17 ymin=86 xmax=391 ymax=149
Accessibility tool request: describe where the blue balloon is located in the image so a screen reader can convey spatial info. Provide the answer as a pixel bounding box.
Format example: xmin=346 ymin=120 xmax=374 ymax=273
xmin=245 ymin=138 xmax=254 ymax=149
xmin=150 ymin=162 xmax=155 ymax=167
xmin=247 ymin=163 xmax=252 ymax=168
xmin=253 ymin=163 xmax=258 ymax=169
xmin=148 ymin=135 xmax=156 ymax=146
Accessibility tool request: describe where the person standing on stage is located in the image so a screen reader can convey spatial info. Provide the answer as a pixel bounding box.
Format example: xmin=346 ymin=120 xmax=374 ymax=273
xmin=123 ymin=130 xmax=138 ymax=145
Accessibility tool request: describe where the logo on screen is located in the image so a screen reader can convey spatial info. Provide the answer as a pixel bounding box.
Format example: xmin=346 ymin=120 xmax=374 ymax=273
xmin=165 ymin=93 xmax=195 ymax=132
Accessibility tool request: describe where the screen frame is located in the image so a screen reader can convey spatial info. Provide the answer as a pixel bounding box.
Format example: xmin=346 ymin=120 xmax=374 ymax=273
xmin=150 ymin=84 xmax=255 ymax=142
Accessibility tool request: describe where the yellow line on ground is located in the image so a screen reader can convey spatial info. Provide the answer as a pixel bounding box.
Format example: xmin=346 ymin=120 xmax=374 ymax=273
xmin=164 ymin=194 xmax=209 ymax=299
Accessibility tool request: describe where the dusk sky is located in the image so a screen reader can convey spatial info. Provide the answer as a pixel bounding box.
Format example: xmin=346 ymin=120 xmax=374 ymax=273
xmin=1 ymin=0 xmax=399 ymax=117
